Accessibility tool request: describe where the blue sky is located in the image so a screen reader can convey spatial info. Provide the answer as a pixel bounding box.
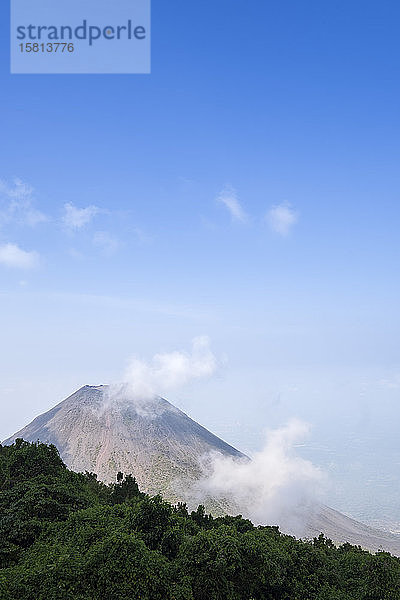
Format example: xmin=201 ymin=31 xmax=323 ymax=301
xmin=1 ymin=1 xmax=400 ymax=526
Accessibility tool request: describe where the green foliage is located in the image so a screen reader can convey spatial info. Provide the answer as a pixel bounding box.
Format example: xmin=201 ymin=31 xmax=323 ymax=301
xmin=0 ymin=440 xmax=399 ymax=600
xmin=110 ymin=473 xmax=141 ymax=504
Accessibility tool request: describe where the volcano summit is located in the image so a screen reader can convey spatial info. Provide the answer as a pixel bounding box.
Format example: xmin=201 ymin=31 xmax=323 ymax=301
xmin=3 ymin=385 xmax=244 ymax=503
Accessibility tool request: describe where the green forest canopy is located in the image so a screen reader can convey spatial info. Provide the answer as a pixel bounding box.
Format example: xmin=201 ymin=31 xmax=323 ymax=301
xmin=0 ymin=439 xmax=399 ymax=600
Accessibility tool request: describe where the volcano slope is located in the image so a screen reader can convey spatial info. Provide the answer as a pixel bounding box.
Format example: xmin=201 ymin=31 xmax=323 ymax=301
xmin=4 ymin=384 xmax=400 ymax=555
xmin=3 ymin=385 xmax=245 ymax=504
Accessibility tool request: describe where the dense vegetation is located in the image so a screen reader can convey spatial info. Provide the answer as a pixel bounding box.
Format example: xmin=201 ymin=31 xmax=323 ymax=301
xmin=0 ymin=440 xmax=399 ymax=599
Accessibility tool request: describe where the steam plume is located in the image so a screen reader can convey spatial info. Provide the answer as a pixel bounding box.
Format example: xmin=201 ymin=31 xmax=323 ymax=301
xmin=122 ymin=336 xmax=217 ymax=400
xmin=101 ymin=337 xmax=218 ymax=415
xmin=197 ymin=419 xmax=325 ymax=535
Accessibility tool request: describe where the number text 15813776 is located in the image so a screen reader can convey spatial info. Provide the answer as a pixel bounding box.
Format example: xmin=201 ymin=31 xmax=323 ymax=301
xmin=19 ymin=42 xmax=74 ymax=53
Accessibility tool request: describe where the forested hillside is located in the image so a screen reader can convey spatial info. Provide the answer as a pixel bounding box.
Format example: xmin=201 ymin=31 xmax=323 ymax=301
xmin=0 ymin=440 xmax=399 ymax=600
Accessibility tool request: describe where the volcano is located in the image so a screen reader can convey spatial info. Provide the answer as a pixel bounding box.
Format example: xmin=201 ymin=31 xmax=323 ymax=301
xmin=3 ymin=384 xmax=400 ymax=555
xmin=2 ymin=385 xmax=244 ymax=502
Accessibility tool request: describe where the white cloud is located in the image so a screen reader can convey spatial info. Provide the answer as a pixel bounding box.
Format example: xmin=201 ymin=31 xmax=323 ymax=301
xmin=217 ymin=187 xmax=248 ymax=223
xmin=196 ymin=419 xmax=324 ymax=535
xmin=123 ymin=336 xmax=218 ymax=401
xmin=0 ymin=178 xmax=47 ymax=227
xmin=93 ymin=231 xmax=119 ymax=256
xmin=267 ymin=202 xmax=298 ymax=236
xmin=0 ymin=243 xmax=39 ymax=269
xmin=63 ymin=202 xmax=99 ymax=229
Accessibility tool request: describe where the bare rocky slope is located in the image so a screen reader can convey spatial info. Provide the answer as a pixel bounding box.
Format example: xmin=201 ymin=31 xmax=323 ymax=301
xmin=3 ymin=385 xmax=244 ymax=503
xmin=4 ymin=384 xmax=400 ymax=555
